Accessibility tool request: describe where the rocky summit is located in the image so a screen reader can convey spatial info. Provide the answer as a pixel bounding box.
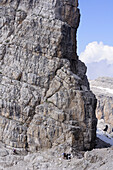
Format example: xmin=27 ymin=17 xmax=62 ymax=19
xmin=0 ymin=0 xmax=97 ymax=153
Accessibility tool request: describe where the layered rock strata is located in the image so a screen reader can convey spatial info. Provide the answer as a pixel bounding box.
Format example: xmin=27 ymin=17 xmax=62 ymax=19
xmin=90 ymin=77 xmax=113 ymax=133
xmin=0 ymin=0 xmax=97 ymax=152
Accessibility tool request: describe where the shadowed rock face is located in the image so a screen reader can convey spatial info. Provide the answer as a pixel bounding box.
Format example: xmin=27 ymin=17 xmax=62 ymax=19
xmin=0 ymin=0 xmax=97 ymax=151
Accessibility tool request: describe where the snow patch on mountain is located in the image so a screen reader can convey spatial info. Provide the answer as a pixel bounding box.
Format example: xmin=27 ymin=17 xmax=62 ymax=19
xmin=97 ymin=129 xmax=113 ymax=146
xmin=91 ymin=86 xmax=113 ymax=95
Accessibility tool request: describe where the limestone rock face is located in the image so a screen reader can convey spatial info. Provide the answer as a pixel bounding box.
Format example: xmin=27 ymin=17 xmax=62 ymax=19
xmin=0 ymin=0 xmax=97 ymax=151
xmin=90 ymin=77 xmax=113 ymax=133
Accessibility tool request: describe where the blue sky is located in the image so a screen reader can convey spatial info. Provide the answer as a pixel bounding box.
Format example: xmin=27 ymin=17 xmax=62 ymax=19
xmin=77 ymin=0 xmax=113 ymax=54
xmin=77 ymin=0 xmax=113 ymax=79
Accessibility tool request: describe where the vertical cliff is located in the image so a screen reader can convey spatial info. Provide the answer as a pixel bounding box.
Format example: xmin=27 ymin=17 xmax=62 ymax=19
xmin=0 ymin=0 xmax=97 ymax=152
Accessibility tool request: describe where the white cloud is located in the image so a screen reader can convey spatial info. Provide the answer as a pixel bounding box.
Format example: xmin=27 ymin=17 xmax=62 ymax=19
xmin=80 ymin=41 xmax=113 ymax=64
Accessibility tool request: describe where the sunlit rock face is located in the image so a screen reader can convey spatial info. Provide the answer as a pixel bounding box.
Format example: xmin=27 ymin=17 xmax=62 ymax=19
xmin=0 ymin=0 xmax=97 ymax=152
xmin=90 ymin=77 xmax=113 ymax=134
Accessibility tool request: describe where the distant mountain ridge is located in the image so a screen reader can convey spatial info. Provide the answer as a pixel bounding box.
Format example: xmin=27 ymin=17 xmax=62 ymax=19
xmin=87 ymin=60 xmax=113 ymax=80
xmin=90 ymin=77 xmax=113 ymax=133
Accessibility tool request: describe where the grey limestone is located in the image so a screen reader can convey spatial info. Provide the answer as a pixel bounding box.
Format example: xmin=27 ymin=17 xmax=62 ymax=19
xmin=0 ymin=0 xmax=97 ymax=152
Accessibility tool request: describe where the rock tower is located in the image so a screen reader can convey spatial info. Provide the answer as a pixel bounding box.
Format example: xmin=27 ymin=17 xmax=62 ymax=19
xmin=0 ymin=0 xmax=97 ymax=152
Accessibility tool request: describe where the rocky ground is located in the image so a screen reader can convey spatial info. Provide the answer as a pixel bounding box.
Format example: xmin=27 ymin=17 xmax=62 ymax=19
xmin=0 ymin=139 xmax=113 ymax=170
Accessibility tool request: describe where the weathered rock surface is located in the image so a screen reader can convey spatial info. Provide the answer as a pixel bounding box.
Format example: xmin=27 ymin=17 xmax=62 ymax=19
xmin=0 ymin=0 xmax=97 ymax=152
xmin=0 ymin=141 xmax=112 ymax=170
xmin=90 ymin=77 xmax=113 ymax=133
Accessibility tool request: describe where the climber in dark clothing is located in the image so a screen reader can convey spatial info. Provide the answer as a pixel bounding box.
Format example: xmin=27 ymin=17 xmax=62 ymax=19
xmin=62 ymin=153 xmax=71 ymax=160
xmin=103 ymin=125 xmax=108 ymax=132
xmin=13 ymin=149 xmax=17 ymax=154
